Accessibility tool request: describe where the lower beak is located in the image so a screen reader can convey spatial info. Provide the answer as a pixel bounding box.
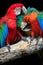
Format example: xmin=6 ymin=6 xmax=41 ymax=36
xmin=23 ymin=28 xmax=31 ymax=31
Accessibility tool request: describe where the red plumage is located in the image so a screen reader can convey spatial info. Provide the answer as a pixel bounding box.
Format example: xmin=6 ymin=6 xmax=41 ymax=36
xmin=23 ymin=12 xmax=43 ymax=37
xmin=0 ymin=3 xmax=24 ymax=45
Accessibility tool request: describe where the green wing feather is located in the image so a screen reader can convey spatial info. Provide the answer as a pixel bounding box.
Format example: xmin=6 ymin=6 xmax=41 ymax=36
xmin=17 ymin=15 xmax=24 ymax=28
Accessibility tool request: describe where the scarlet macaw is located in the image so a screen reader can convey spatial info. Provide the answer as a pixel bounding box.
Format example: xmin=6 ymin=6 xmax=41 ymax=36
xmin=22 ymin=12 xmax=43 ymax=44
xmin=0 ymin=3 xmax=27 ymax=51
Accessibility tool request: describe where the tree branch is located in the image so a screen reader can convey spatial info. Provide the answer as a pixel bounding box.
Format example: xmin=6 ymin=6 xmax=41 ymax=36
xmin=0 ymin=37 xmax=43 ymax=63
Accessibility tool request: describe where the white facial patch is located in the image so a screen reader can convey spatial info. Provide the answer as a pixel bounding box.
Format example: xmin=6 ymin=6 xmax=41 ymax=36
xmin=22 ymin=6 xmax=27 ymax=14
xmin=21 ymin=22 xmax=27 ymax=30
xmin=14 ymin=7 xmax=21 ymax=15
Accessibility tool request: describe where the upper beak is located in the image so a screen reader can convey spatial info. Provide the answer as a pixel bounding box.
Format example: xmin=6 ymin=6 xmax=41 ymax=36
xmin=21 ymin=22 xmax=27 ymax=30
xmin=22 ymin=6 xmax=27 ymax=14
xmin=21 ymin=22 xmax=31 ymax=31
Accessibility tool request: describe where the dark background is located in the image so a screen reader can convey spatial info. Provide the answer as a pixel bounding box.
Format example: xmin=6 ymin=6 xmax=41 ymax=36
xmin=0 ymin=0 xmax=43 ymax=18
xmin=0 ymin=0 xmax=43 ymax=65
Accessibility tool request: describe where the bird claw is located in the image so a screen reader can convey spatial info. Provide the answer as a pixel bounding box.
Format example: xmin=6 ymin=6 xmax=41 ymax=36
xmin=30 ymin=37 xmax=34 ymax=43
xmin=21 ymin=36 xmax=29 ymax=43
xmin=7 ymin=44 xmax=11 ymax=52
xmin=36 ymin=36 xmax=41 ymax=45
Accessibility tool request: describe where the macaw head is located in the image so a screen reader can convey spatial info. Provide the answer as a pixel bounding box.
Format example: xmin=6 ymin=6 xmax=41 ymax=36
xmin=20 ymin=12 xmax=38 ymax=33
xmin=21 ymin=12 xmax=42 ymax=34
xmin=17 ymin=15 xmax=31 ymax=36
xmin=7 ymin=3 xmax=27 ymax=16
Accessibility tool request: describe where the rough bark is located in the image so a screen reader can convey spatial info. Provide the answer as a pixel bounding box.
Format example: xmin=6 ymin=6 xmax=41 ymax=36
xmin=0 ymin=37 xmax=43 ymax=63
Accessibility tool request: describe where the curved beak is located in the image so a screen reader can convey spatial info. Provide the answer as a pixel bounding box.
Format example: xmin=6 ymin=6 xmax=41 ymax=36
xmin=22 ymin=6 xmax=27 ymax=14
xmin=21 ymin=22 xmax=31 ymax=32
